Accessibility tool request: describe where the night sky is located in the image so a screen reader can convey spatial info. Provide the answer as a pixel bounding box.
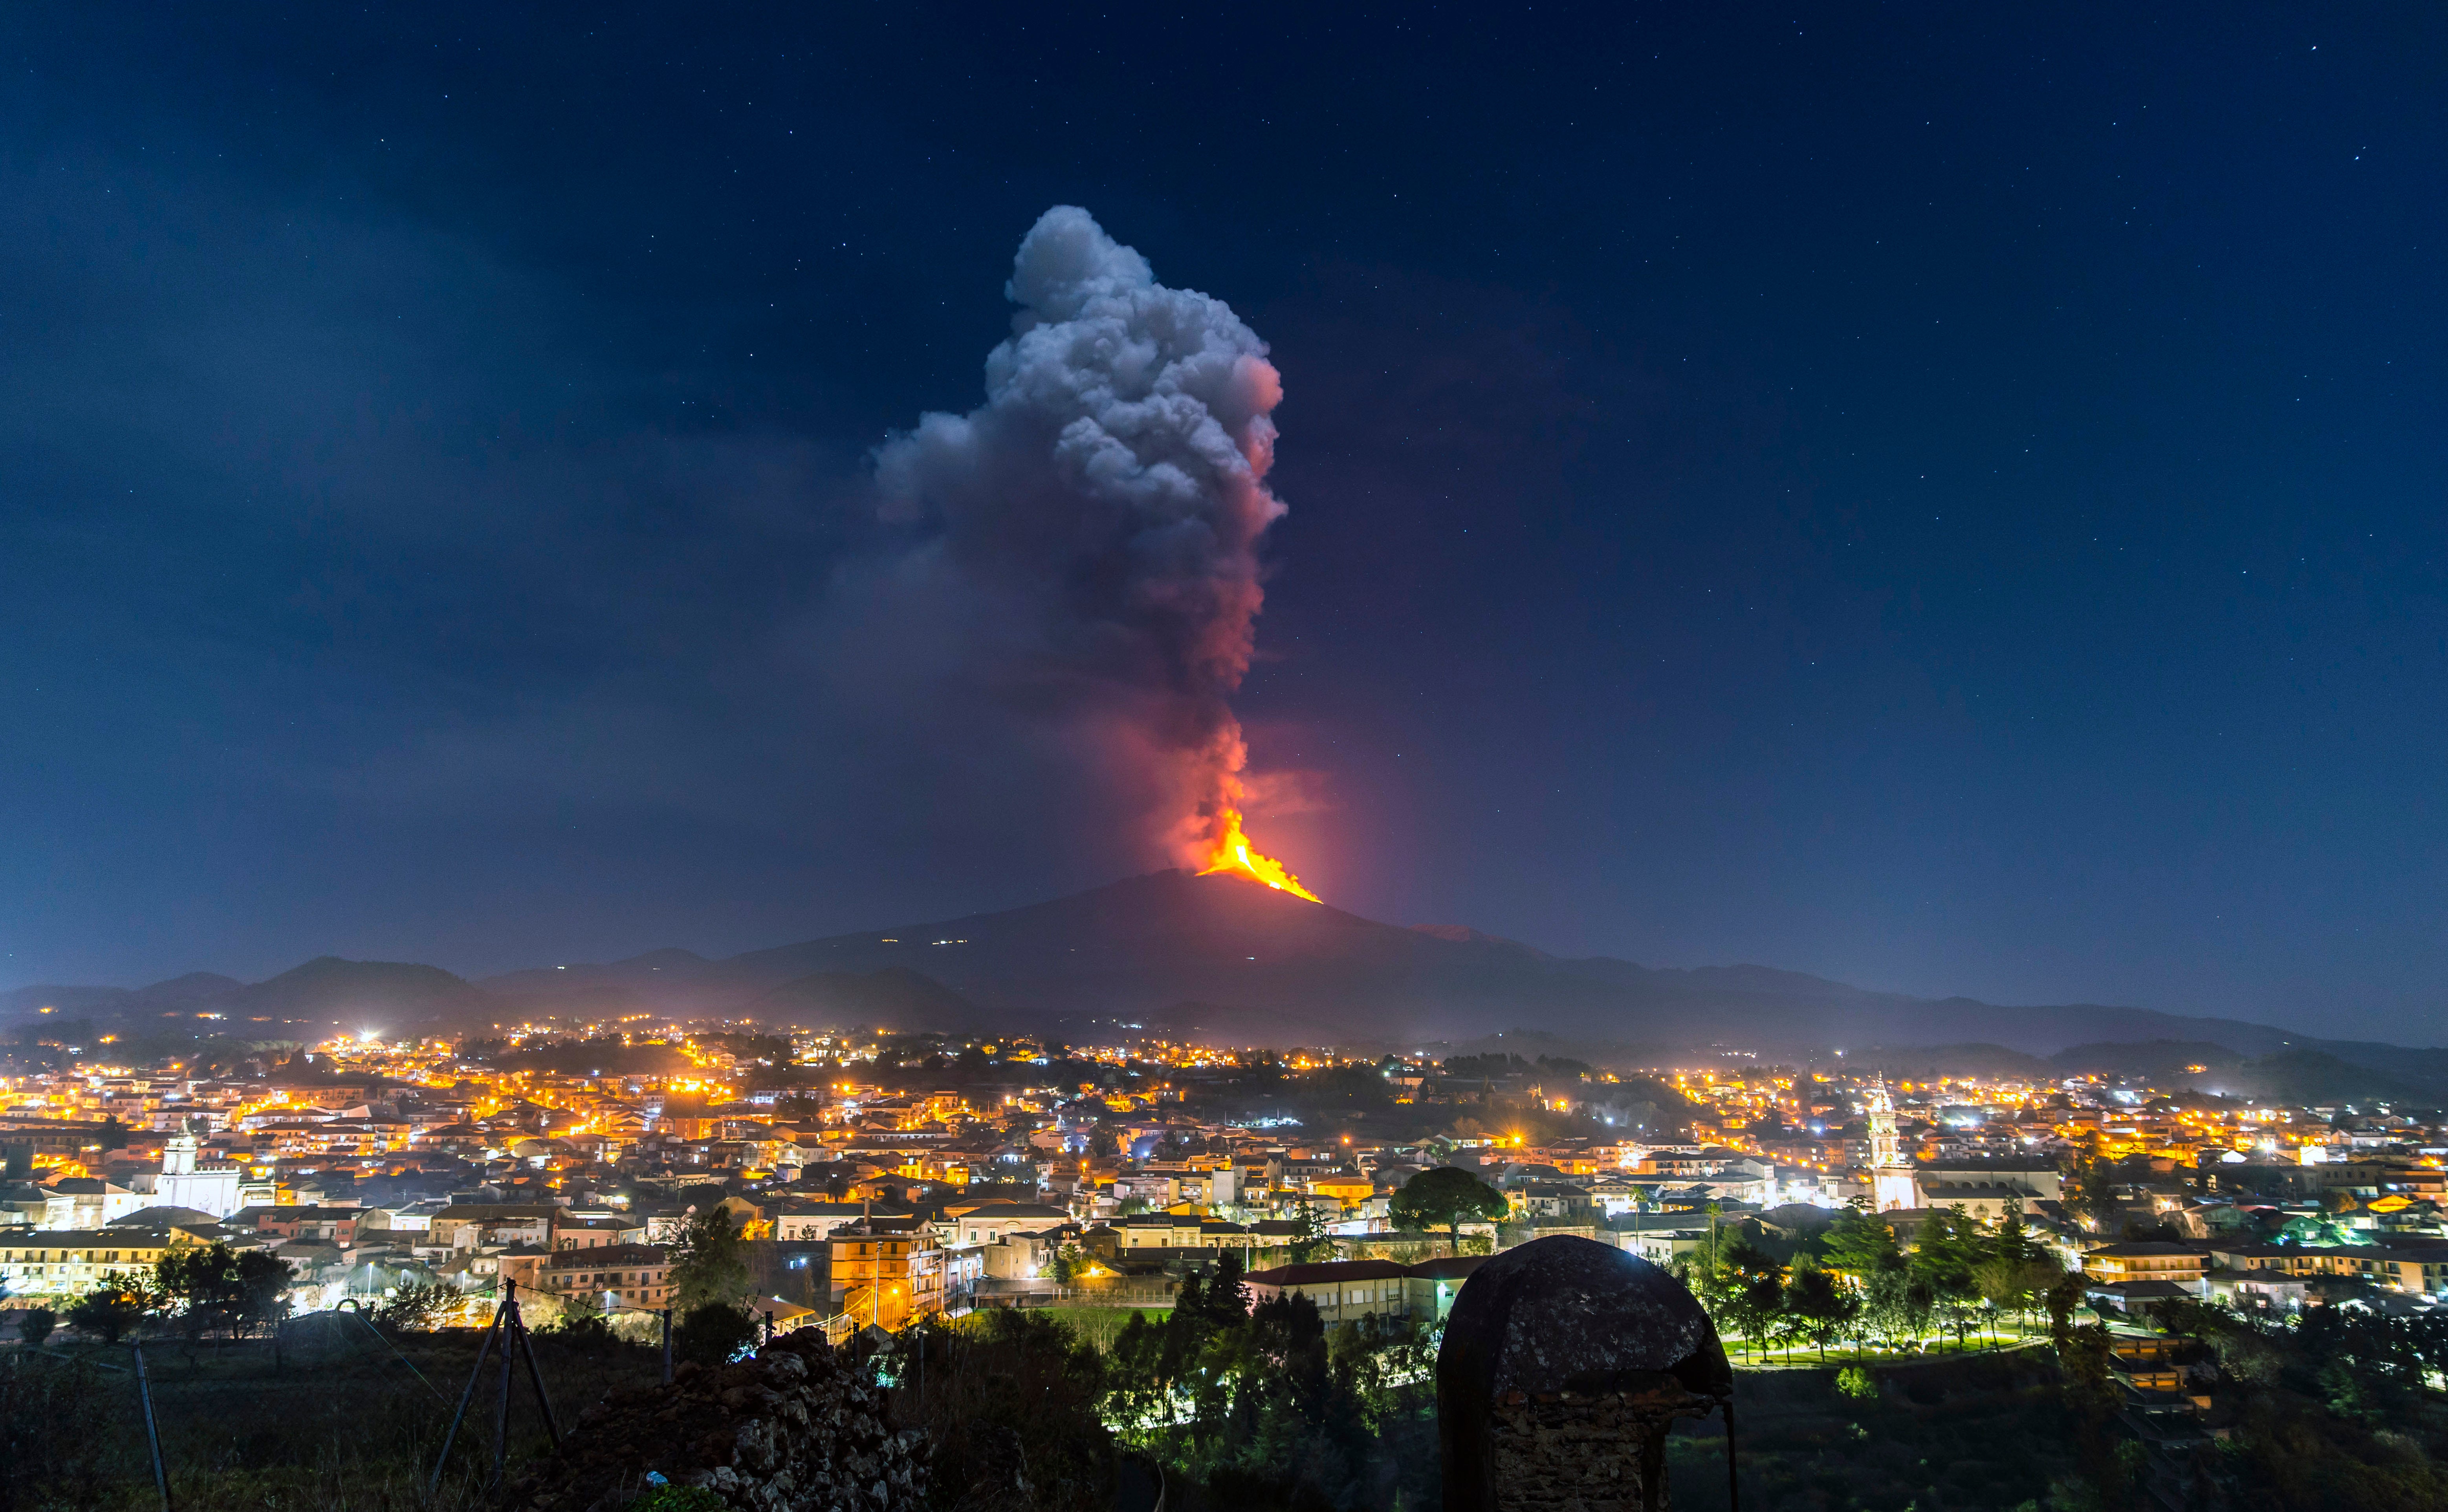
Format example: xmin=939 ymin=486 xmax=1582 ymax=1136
xmin=7 ymin=8 xmax=2446 ymax=1041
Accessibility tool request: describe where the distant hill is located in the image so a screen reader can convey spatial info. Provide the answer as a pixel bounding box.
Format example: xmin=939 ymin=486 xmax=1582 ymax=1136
xmin=454 ymin=871 xmax=2448 ymax=1091
xmin=12 ymin=871 xmax=2444 ymax=1095
xmin=0 ymin=983 xmax=134 ymax=1018
xmin=1843 ymin=1043 xmax=2060 ymax=1081
xmin=2047 ymin=1039 xmax=2434 ymax=1105
xmin=213 ymin=957 xmax=491 ymax=1031
xmin=1 ymin=971 xmax=244 ymax=1021
xmin=749 ymin=967 xmax=983 ymax=1032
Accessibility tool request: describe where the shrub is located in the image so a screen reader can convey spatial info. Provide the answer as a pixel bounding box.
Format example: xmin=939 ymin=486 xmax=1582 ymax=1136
xmin=1835 ymin=1365 xmax=1878 ymax=1400
xmin=377 ymin=1279 xmax=457 ymax=1331
xmin=672 ymin=1303 xmax=758 ymax=1366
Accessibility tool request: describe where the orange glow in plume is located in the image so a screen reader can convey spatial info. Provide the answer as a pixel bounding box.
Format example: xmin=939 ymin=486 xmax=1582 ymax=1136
xmin=1197 ymin=806 xmax=1321 ymax=902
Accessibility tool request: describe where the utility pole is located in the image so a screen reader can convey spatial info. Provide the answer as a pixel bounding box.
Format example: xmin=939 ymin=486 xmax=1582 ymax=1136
xmin=132 ymin=1341 xmax=170 ymax=1512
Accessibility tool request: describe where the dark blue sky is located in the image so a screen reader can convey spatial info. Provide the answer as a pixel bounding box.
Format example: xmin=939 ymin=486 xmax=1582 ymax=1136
xmin=6 ymin=7 xmax=2445 ymax=1041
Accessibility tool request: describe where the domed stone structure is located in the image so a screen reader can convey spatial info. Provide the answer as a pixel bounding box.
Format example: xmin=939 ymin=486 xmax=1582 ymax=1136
xmin=1437 ymin=1234 xmax=1732 ymax=1512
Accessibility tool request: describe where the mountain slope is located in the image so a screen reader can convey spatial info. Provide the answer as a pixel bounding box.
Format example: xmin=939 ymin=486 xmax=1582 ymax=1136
xmin=13 ymin=873 xmax=2438 ymax=1092
xmin=470 ymin=871 xmax=2426 ymax=1074
xmin=216 ymin=957 xmax=492 ymax=1029
xmin=749 ymin=967 xmax=983 ymax=1032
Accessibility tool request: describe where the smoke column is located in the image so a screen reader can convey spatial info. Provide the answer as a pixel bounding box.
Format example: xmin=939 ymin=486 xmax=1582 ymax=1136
xmin=871 ymin=207 xmax=1314 ymax=897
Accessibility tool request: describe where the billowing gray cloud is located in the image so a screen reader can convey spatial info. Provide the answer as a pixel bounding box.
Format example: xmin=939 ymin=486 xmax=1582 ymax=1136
xmin=861 ymin=207 xmax=1292 ymax=870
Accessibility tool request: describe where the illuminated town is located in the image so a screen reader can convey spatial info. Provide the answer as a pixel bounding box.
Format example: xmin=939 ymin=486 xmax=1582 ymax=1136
xmin=4 ymin=1011 xmax=2439 ymax=1338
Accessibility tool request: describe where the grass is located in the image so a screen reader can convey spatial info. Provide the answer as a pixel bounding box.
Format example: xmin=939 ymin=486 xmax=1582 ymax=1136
xmin=1019 ymin=1306 xmax=1164 ymax=1353
xmin=1716 ymin=1322 xmax=2056 ymax=1371
xmin=1666 ymin=1352 xmax=2077 ymax=1512
xmin=5 ymin=1313 xmax=665 ymax=1510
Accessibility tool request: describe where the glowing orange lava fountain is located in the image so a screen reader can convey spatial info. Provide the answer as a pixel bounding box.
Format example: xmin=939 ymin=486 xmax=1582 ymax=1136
xmin=1196 ymin=806 xmax=1321 ymax=902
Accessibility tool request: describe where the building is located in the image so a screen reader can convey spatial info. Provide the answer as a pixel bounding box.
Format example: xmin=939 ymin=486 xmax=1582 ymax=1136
xmin=939 ymin=1201 xmax=1071 ymax=1247
xmin=1864 ymin=1081 xmax=1919 ymax=1213
xmin=1407 ymin=1255 xmax=1488 ymax=1320
xmin=0 ymin=1227 xmax=187 ymax=1297
xmin=149 ymin=1128 xmax=243 ymax=1219
xmin=1245 ymin=1259 xmax=1413 ymax=1323
xmin=1309 ymin=1175 xmax=1375 ymax=1208
xmin=429 ymin=1204 xmax=557 ymax=1250
xmin=31 ymin=1179 xmax=144 ymax=1229
xmin=1914 ymin=1161 xmax=2063 ymax=1206
xmin=827 ymin=1222 xmax=946 ymax=1331
xmin=1619 ymin=1227 xmax=1712 ymax=1268
xmin=2342 ymin=1247 xmax=2448 ymax=1297
xmin=551 ymin=1212 xmax=649 ymax=1250
xmin=1907 ymin=1187 xmax=2028 ymax=1225
xmin=772 ymin=1202 xmax=884 ymax=1243
xmin=1107 ymin=1212 xmax=1256 ymax=1252
xmin=254 ymin=1206 xmax=363 ymax=1246
xmin=2082 ymin=1242 xmax=2207 ymax=1287
xmin=1508 ymin=1182 xmax=1597 ymax=1222
xmin=532 ymin=1243 xmax=675 ymax=1311
xmin=1243 ymin=1257 xmax=1492 ymax=1324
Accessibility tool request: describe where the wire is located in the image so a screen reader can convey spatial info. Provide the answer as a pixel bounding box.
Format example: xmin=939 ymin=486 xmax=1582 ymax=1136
xmin=340 ymin=1307 xmax=448 ymax=1404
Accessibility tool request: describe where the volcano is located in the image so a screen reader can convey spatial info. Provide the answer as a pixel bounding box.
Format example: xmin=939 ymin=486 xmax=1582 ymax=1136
xmin=471 ymin=871 xmax=2446 ymax=1079
xmin=19 ymin=871 xmax=2445 ymax=1093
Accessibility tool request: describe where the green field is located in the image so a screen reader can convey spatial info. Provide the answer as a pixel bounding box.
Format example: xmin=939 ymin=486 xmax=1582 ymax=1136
xmin=989 ymin=1305 xmax=1164 ymax=1353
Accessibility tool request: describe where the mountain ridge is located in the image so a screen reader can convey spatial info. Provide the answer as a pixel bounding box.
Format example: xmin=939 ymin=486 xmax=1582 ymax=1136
xmin=8 ymin=872 xmax=2442 ymax=1096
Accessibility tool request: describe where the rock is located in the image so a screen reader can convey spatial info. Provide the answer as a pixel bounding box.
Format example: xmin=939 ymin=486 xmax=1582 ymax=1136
xmin=1436 ymin=1235 xmax=1731 ymax=1512
xmin=505 ymin=1331 xmax=926 ymax=1512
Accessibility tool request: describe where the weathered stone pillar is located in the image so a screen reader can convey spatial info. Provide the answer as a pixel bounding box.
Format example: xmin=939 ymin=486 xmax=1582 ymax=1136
xmin=1438 ymin=1235 xmax=1731 ymax=1512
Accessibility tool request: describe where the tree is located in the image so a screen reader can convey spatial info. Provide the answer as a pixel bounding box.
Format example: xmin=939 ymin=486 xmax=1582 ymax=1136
xmin=1387 ymin=1167 xmax=1507 ymax=1256
xmin=1708 ymin=1236 xmax=1785 ymax=1361
xmin=669 ymin=1206 xmax=752 ymax=1312
xmin=158 ymin=1242 xmax=244 ymax=1341
xmin=672 ymin=1302 xmax=757 ymax=1366
xmin=1782 ymin=1258 xmax=1853 ymax=1363
xmin=378 ymin=1280 xmax=456 ymax=1331
xmin=1909 ymin=1206 xmax=1987 ymax=1349
xmin=1973 ymin=1254 xmax=2061 ymax=1338
xmin=18 ymin=1307 xmax=55 ymax=1347
xmin=544 ymin=1291 xmax=621 ymax=1351
xmin=1820 ymin=1199 xmax=1902 ymax=1280
xmin=2060 ymin=1135 xmax=2111 ymax=1231
xmin=1860 ymin=1253 xmax=1933 ymax=1352
xmin=66 ymin=1272 xmax=155 ymax=1344
xmin=1288 ymin=1202 xmax=1333 ymax=1264
xmin=1992 ymin=1205 xmax=2036 ymax=1267
xmin=233 ymin=1250 xmax=292 ymax=1336
xmin=1204 ymin=1250 xmax=1251 ymax=1325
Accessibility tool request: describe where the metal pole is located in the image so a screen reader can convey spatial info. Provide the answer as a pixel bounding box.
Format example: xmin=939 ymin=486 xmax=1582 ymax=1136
xmin=510 ymin=1294 xmax=561 ymax=1447
xmin=132 ymin=1341 xmax=172 ymax=1512
xmin=660 ymin=1309 xmax=673 ymax=1383
xmin=490 ymin=1283 xmax=518 ymax=1490
xmin=429 ymin=1302 xmax=503 ymax=1500
xmin=1724 ymin=1399 xmax=1740 ymax=1512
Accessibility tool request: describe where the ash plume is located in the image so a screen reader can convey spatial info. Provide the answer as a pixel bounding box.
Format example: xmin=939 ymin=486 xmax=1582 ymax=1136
xmin=867 ymin=206 xmax=1292 ymax=870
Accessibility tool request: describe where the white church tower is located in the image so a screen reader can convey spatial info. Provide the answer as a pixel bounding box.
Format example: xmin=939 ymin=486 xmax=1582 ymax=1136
xmin=155 ymin=1123 xmax=243 ymax=1218
xmin=1865 ymin=1078 xmax=1919 ymax=1212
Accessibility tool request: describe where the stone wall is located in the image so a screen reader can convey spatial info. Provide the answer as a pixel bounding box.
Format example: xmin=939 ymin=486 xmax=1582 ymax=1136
xmin=506 ymin=1331 xmax=925 ymax=1512
xmin=1438 ymin=1235 xmax=1731 ymax=1512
